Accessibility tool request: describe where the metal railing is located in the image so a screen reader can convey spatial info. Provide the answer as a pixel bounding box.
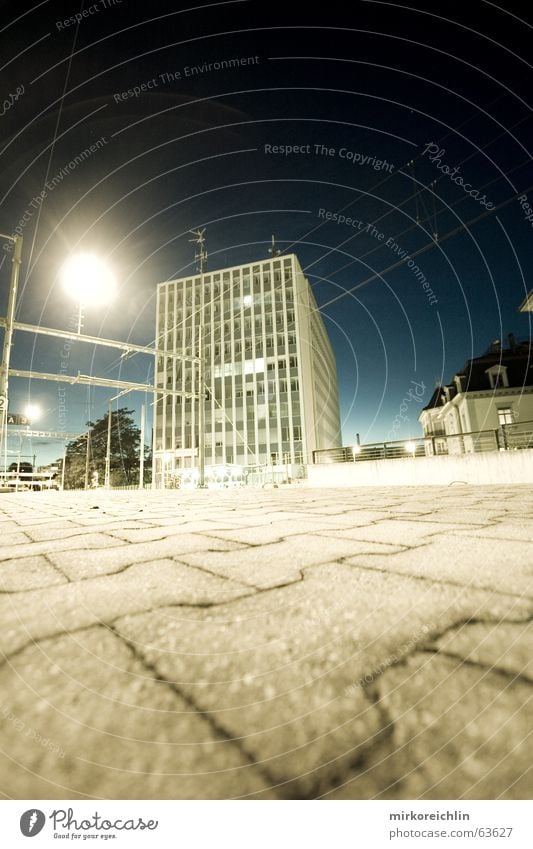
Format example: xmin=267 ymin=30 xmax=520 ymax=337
xmin=313 ymin=420 xmax=533 ymax=464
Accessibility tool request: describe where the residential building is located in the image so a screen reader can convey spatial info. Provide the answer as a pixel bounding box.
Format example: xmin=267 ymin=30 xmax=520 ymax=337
xmin=153 ymin=253 xmax=341 ymax=485
xmin=419 ymin=336 xmax=533 ymax=453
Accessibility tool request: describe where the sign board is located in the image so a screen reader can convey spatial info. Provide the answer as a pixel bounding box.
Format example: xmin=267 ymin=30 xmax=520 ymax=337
xmin=6 ymin=413 xmax=30 ymax=426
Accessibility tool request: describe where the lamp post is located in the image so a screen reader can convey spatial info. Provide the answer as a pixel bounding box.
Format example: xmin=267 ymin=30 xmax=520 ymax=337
xmin=139 ymin=402 xmax=145 ymax=490
xmin=23 ymin=404 xmax=40 ymax=473
xmin=1 ymin=239 xmax=190 ymax=492
xmin=60 ymin=253 xmax=116 ymax=334
xmin=61 ymin=253 xmax=116 ymax=489
xmin=104 ymin=387 xmax=132 ymax=488
xmin=189 ymin=229 xmax=207 ymax=489
xmin=0 ymin=233 xmax=23 ymax=470
xmin=84 ymin=430 xmax=91 ymax=490
xmin=105 ymin=400 xmax=112 ymax=488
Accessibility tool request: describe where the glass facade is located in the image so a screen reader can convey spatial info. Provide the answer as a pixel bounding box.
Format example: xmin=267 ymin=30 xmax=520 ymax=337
xmin=153 ymin=254 xmax=340 ymax=484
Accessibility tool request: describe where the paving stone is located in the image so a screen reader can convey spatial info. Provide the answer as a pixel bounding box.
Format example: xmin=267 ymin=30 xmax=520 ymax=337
xmin=26 ymin=520 xmax=153 ymax=542
xmin=0 ymin=533 xmax=124 ymax=563
xmin=0 ymin=520 xmax=24 ymax=531
xmin=0 ymin=629 xmax=274 ymax=799
xmin=113 ymin=563 xmax=531 ymax=798
xmin=0 ymin=485 xmax=531 ymax=800
xmin=107 ymin=519 xmax=261 ymax=542
xmin=176 ymin=535 xmax=398 ymax=589
xmin=48 ymin=534 xmax=246 ymax=580
xmin=0 ymin=531 xmax=32 ymax=546
xmin=323 ymin=518 xmax=479 ymax=547
xmin=452 ymin=520 xmax=533 ymax=542
xmin=0 ymin=556 xmax=67 ymax=592
xmin=204 ymin=517 xmax=404 ymax=547
xmin=393 ymin=510 xmax=501 ymax=525
xmin=0 ymin=560 xmax=250 ymax=658
xmin=326 ymin=654 xmax=532 ymax=800
xmin=314 ymin=530 xmax=411 ymax=550
xmin=430 ymin=620 xmax=533 ymax=682
xmin=346 ymin=533 xmax=533 ymax=597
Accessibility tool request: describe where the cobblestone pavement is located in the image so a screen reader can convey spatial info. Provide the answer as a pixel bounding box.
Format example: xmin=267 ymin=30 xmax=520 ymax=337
xmin=0 ymin=484 xmax=531 ymax=800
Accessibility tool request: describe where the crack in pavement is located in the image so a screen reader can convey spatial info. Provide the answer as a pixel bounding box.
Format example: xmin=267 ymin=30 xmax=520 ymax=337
xmin=0 ymin=569 xmax=309 ymax=667
xmin=106 ymin=623 xmax=281 ymax=798
xmin=417 ymin=648 xmax=533 ymax=686
xmin=340 ymin=557 xmax=533 ymax=600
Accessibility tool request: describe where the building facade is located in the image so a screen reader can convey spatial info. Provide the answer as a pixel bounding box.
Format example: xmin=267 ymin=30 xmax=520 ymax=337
xmin=153 ymin=253 xmax=341 ymax=485
xmin=419 ymin=337 xmax=533 ymax=453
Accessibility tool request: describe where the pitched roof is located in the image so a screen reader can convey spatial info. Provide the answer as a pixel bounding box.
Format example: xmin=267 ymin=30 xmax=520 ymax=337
xmin=421 ymin=338 xmax=533 ymax=411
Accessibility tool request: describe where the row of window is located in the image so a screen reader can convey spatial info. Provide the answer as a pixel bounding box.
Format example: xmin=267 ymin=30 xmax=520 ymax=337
xmin=202 ymin=426 xmax=302 ymax=446
xmin=204 ymin=334 xmax=297 ymax=357
xmin=160 ymin=271 xmax=294 ymax=308
xmin=174 ymin=400 xmax=295 ymax=418
xmin=235 ymin=378 xmax=300 ymax=395
xmin=169 ymin=377 xmax=301 ymax=399
xmin=166 ymin=301 xmax=296 ymax=323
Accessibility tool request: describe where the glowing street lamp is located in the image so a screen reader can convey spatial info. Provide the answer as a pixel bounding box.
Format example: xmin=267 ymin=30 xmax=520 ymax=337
xmin=24 ymin=403 xmax=41 ymax=423
xmin=60 ymin=253 xmax=116 ymax=333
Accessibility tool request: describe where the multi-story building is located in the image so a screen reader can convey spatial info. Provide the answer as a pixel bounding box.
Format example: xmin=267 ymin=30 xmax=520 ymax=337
xmin=419 ymin=336 xmax=533 ymax=452
xmin=153 ymin=253 xmax=341 ymax=485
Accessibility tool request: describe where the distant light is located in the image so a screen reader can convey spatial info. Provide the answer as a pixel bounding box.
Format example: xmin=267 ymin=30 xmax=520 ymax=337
xmin=243 ymin=294 xmax=252 ymax=306
xmin=24 ymin=403 xmax=41 ymax=422
xmin=405 ymin=441 xmax=416 ymax=454
xmin=352 ymin=444 xmax=361 ymax=455
xmin=61 ymin=253 xmax=116 ymax=305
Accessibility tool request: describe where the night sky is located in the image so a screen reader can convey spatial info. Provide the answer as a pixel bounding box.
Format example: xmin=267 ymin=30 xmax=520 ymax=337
xmin=1 ymin=0 xmax=532 ymax=465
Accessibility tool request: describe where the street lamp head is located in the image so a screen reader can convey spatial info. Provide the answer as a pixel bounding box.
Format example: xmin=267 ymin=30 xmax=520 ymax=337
xmin=24 ymin=403 xmax=41 ymax=422
xmin=61 ymin=253 xmax=116 ymax=306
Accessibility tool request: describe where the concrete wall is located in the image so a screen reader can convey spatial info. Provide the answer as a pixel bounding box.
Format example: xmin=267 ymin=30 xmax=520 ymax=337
xmin=307 ymin=449 xmax=533 ymax=487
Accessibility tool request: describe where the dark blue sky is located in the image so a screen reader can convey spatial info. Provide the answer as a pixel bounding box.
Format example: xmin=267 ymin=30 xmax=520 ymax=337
xmin=1 ymin=0 xmax=532 ymax=464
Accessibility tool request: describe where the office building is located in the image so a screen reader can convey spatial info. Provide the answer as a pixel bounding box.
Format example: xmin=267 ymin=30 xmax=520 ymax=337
xmin=153 ymin=253 xmax=341 ymax=485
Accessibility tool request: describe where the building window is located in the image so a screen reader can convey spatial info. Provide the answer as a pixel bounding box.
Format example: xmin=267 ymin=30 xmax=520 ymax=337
xmin=293 ymin=425 xmax=302 ymax=440
xmin=487 ymin=365 xmax=509 ymax=389
xmin=498 ymin=407 xmax=513 ymax=426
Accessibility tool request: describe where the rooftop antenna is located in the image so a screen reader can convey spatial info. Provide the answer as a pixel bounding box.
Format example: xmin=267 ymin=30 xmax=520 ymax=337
xmin=189 ymin=227 xmax=207 ymax=273
xmin=268 ymin=234 xmax=281 ymax=257
xmin=431 ymin=180 xmax=439 ymax=242
xmin=409 ymin=161 xmax=420 ymax=225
